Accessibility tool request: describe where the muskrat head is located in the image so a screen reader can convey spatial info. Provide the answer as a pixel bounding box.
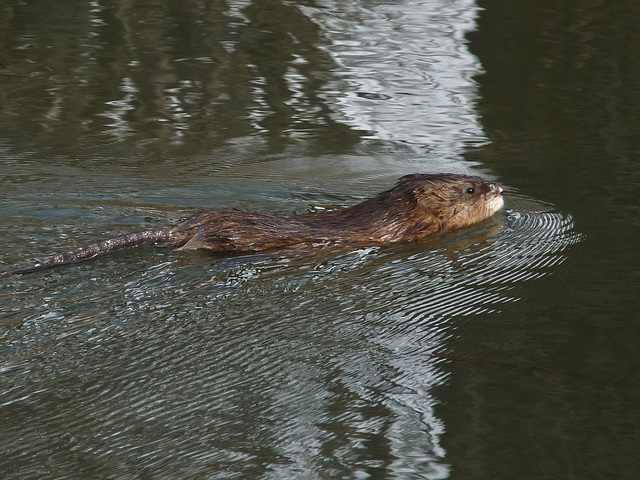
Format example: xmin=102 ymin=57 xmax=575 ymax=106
xmin=401 ymin=173 xmax=504 ymax=231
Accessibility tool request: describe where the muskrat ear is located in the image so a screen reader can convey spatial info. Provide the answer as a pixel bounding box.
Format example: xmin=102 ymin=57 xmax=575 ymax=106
xmin=395 ymin=173 xmax=422 ymax=187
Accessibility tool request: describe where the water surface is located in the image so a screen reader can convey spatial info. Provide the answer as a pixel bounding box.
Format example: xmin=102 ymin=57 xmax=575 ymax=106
xmin=2 ymin=1 xmax=639 ymax=479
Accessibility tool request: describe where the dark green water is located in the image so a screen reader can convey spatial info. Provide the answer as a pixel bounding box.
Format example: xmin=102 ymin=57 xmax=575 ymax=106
xmin=1 ymin=1 xmax=639 ymax=479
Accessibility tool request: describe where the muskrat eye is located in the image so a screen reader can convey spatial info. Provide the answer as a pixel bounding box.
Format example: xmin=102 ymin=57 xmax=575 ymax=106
xmin=466 ymin=187 xmax=475 ymax=195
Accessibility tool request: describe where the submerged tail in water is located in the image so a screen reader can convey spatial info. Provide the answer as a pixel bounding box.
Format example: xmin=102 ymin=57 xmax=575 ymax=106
xmin=13 ymin=229 xmax=173 ymax=274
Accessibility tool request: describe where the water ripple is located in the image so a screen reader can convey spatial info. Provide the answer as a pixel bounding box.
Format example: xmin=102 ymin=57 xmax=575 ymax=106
xmin=0 ymin=206 xmax=582 ymax=478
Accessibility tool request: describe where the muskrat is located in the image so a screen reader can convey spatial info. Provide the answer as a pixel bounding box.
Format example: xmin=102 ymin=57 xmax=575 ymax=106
xmin=12 ymin=173 xmax=504 ymax=274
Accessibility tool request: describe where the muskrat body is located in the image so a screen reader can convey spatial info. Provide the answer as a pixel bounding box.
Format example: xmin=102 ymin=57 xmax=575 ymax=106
xmin=13 ymin=174 xmax=504 ymax=274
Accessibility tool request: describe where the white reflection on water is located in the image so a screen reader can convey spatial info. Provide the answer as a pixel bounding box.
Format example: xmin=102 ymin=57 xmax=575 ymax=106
xmin=304 ymin=0 xmax=486 ymax=154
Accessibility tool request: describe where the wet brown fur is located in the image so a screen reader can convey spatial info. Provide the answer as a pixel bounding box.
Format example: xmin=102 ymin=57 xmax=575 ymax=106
xmin=13 ymin=174 xmax=503 ymax=274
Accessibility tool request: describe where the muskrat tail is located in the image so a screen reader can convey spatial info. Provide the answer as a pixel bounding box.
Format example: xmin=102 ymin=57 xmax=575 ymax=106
xmin=12 ymin=228 xmax=173 ymax=275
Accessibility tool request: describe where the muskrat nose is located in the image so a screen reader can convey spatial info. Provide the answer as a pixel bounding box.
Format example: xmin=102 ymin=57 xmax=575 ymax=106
xmin=497 ymin=185 xmax=504 ymax=195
